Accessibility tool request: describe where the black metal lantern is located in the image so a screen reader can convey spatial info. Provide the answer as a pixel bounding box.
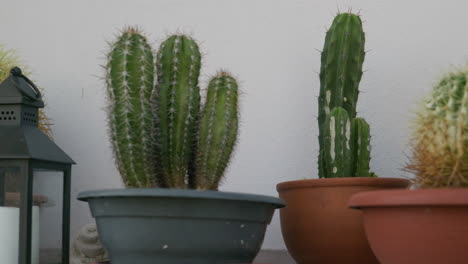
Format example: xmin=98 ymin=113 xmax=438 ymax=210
xmin=0 ymin=67 xmax=74 ymax=264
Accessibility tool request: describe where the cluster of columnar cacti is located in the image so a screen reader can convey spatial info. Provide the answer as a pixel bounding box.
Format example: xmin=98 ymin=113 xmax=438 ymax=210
xmin=318 ymin=13 xmax=376 ymax=178
xmin=407 ymin=69 xmax=468 ymax=187
xmin=105 ymin=28 xmax=238 ymax=189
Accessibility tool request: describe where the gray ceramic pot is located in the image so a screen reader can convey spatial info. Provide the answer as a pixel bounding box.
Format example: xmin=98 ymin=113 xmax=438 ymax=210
xmin=78 ymin=188 xmax=284 ymax=264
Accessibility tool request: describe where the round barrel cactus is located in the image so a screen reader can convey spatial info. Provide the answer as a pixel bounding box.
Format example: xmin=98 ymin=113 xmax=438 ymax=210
xmin=407 ymin=69 xmax=468 ymax=187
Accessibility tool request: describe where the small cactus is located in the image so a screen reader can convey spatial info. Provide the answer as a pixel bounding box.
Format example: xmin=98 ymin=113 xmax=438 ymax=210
xmin=318 ymin=13 xmax=376 ymax=178
xmin=193 ymin=72 xmax=239 ymax=190
xmin=104 ymin=28 xmax=239 ymax=189
xmin=407 ymin=69 xmax=468 ymax=188
xmin=351 ymin=118 xmax=372 ymax=177
xmin=105 ymin=28 xmax=156 ymax=188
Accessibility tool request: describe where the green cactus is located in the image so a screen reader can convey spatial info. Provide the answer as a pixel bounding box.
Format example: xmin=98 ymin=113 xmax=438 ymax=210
xmin=318 ymin=13 xmax=376 ymax=178
xmin=153 ymin=35 xmax=201 ymax=188
xmin=351 ymin=118 xmax=372 ymax=177
xmin=105 ymin=29 xmax=239 ymax=189
xmin=323 ymin=107 xmax=353 ymax=177
xmin=407 ymin=69 xmax=468 ymax=188
xmin=193 ymin=72 xmax=239 ymax=190
xmin=105 ymin=28 xmax=156 ymax=188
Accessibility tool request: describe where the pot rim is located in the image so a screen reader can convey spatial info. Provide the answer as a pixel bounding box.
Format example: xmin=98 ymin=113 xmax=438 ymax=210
xmin=277 ymin=177 xmax=409 ymax=192
xmin=77 ymin=188 xmax=285 ymax=208
xmin=349 ymin=188 xmax=468 ymax=209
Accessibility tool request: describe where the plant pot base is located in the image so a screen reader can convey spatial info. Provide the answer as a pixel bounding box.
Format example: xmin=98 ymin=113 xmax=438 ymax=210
xmin=78 ymin=188 xmax=284 ymax=264
xmin=349 ymin=188 xmax=468 ymax=264
xmin=277 ymin=177 xmax=409 ymax=264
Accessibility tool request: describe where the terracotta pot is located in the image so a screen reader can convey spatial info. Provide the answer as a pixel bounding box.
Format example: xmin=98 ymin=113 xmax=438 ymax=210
xmin=349 ymin=188 xmax=468 ymax=264
xmin=277 ymin=177 xmax=409 ymax=264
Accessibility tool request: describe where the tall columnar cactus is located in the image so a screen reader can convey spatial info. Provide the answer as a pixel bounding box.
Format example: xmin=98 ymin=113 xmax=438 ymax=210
xmin=153 ymin=35 xmax=201 ymax=188
xmin=318 ymin=13 xmax=376 ymax=178
xmin=193 ymin=72 xmax=239 ymax=190
xmin=105 ymin=28 xmax=156 ymax=188
xmin=407 ymin=69 xmax=468 ymax=187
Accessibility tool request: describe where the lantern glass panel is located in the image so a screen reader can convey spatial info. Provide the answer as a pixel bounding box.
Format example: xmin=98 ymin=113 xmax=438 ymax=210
xmin=0 ymin=163 xmax=32 ymax=263
xmin=33 ymin=169 xmax=63 ymax=264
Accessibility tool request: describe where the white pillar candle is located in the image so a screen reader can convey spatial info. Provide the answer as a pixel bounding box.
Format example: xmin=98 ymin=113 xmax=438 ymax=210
xmin=0 ymin=206 xmax=40 ymax=264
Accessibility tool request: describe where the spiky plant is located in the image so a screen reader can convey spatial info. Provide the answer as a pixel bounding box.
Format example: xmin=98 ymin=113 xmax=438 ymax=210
xmin=0 ymin=45 xmax=52 ymax=136
xmin=193 ymin=72 xmax=239 ymax=190
xmin=153 ymin=35 xmax=201 ymax=188
xmin=407 ymin=69 xmax=468 ymax=188
xmin=318 ymin=13 xmax=376 ymax=178
xmin=105 ymin=28 xmax=156 ymax=188
xmin=105 ymin=28 xmax=239 ymax=190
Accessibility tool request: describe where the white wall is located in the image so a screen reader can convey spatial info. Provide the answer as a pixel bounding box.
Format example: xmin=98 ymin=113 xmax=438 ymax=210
xmin=1 ymin=0 xmax=467 ymax=250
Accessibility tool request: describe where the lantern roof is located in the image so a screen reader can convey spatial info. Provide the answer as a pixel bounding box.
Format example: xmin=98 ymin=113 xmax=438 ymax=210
xmin=0 ymin=67 xmax=74 ymax=164
xmin=0 ymin=122 xmax=75 ymax=164
xmin=0 ymin=67 xmax=44 ymax=107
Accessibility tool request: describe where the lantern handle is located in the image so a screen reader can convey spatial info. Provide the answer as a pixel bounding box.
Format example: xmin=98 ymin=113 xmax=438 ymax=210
xmin=10 ymin=67 xmax=42 ymax=100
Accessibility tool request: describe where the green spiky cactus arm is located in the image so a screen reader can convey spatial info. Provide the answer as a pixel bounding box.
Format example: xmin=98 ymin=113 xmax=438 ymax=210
xmin=408 ymin=70 xmax=468 ymax=187
xmin=105 ymin=28 xmax=156 ymax=187
xmin=153 ymin=35 xmax=201 ymax=188
xmin=318 ymin=13 xmax=365 ymax=178
xmin=323 ymin=107 xmax=353 ymax=177
xmin=351 ymin=118 xmax=373 ymax=177
xmin=193 ymin=73 xmax=239 ymax=190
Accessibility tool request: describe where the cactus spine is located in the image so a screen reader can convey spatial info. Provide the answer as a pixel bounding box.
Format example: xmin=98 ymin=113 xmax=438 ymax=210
xmin=318 ymin=13 xmax=376 ymax=178
xmin=193 ymin=72 xmax=239 ymax=190
xmin=407 ymin=69 xmax=468 ymax=187
xmin=105 ymin=28 xmax=156 ymax=187
xmin=153 ymin=35 xmax=201 ymax=188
